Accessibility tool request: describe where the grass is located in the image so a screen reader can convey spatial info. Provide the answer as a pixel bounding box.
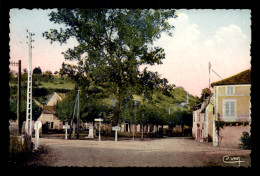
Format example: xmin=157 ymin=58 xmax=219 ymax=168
xmin=10 ymin=75 xmax=76 ymax=90
xmin=37 ymin=81 xmax=75 ymax=90
xmin=37 ymin=75 xmax=76 ymax=90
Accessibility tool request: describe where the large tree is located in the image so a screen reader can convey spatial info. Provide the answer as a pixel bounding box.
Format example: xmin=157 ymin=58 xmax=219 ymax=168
xmin=43 ymin=9 xmax=177 ymax=125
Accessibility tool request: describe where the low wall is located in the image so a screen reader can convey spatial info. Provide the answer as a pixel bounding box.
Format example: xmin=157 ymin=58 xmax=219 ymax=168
xmin=219 ymin=125 xmax=250 ymax=148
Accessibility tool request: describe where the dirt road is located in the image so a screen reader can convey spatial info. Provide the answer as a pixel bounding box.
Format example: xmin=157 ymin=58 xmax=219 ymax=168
xmin=28 ymin=137 xmax=250 ymax=167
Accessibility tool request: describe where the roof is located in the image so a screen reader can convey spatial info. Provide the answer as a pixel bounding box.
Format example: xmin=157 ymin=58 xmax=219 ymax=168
xmin=42 ymin=106 xmax=56 ymax=114
xmin=55 ymin=92 xmax=66 ymax=100
xmin=44 ymin=92 xmax=66 ymax=105
xmin=211 ymin=69 xmax=251 ymax=87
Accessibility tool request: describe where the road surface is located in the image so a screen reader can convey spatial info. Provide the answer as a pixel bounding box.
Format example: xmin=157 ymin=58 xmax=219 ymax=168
xmin=28 ymin=137 xmax=251 ymax=167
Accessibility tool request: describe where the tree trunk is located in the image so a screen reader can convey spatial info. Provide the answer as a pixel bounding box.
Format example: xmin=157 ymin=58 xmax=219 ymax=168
xmin=141 ymin=124 xmax=144 ymax=140
xmin=112 ymin=94 xmax=121 ymax=126
xmin=133 ymin=124 xmax=135 ymax=140
xmin=72 ymin=123 xmax=76 ymax=137
xmin=69 ymin=119 xmax=73 ymax=139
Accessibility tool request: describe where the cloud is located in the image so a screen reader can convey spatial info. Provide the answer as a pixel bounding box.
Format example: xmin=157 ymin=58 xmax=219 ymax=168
xmin=204 ymin=24 xmax=250 ymax=52
xmin=156 ymin=13 xmax=201 ymax=51
xmin=145 ymin=13 xmax=251 ymax=96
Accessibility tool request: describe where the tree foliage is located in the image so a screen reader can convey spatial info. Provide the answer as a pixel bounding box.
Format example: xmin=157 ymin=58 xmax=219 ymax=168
xmin=9 ymin=99 xmax=42 ymax=121
xmin=33 ymin=67 xmax=42 ymax=74
xmin=200 ymin=88 xmax=212 ymax=101
xmin=43 ymin=9 xmax=177 ymax=125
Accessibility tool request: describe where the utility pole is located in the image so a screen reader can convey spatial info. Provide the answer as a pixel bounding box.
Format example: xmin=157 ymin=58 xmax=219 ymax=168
xmin=209 ymin=62 xmax=211 ymax=89
xmin=25 ymin=30 xmax=34 ymax=139
xmin=70 ymin=88 xmax=80 ymax=139
xmin=77 ymin=88 xmax=80 ymax=139
xmin=17 ymin=60 xmax=21 ymax=135
xmin=10 ymin=60 xmax=21 ymax=135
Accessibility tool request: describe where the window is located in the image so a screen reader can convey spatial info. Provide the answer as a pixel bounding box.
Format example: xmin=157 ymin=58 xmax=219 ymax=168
xmin=226 ymin=86 xmax=234 ymax=95
xmin=50 ymin=122 xmax=54 ymax=129
xmin=223 ymin=100 xmax=236 ymax=121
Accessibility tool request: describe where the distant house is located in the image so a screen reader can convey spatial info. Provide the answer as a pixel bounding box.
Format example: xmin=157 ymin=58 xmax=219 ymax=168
xmin=192 ymin=96 xmax=213 ymax=142
xmin=44 ymin=92 xmax=66 ymax=106
xmin=192 ymin=103 xmax=202 ymax=140
xmin=211 ymin=69 xmax=251 ymax=148
xmin=37 ymin=92 xmax=66 ymax=130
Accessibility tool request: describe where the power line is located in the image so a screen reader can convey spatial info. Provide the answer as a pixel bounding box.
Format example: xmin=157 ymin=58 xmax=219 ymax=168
xmin=211 ymin=69 xmax=223 ymax=80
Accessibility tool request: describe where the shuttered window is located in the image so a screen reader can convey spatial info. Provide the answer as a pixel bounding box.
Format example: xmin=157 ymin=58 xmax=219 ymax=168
xmin=225 ymin=102 xmax=230 ymax=116
xmin=230 ymin=102 xmax=235 ymax=116
xmin=223 ymin=100 xmax=236 ymax=121
xmin=226 ymin=86 xmax=234 ymax=95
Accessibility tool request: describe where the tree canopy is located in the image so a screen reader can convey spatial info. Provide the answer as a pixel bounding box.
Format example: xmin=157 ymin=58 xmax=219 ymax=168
xmin=43 ymin=9 xmax=177 ymax=125
xmin=33 ymin=66 xmax=42 ymax=74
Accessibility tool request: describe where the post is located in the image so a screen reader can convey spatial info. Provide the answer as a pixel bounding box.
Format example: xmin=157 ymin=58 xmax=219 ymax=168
xmin=17 ymin=60 xmax=21 ymax=135
xmin=63 ymin=123 xmax=70 ymax=140
xmin=209 ymin=62 xmax=211 ymax=89
xmin=25 ymin=30 xmax=34 ymax=143
xmin=115 ymin=129 xmax=118 ymax=142
xmin=65 ymin=127 xmax=68 ymax=140
xmin=34 ymin=121 xmax=42 ymax=150
xmin=112 ymin=126 xmax=121 ymax=142
xmin=95 ymin=118 xmax=103 ymax=140
xmin=71 ymin=91 xmax=78 ymax=138
xmin=77 ymin=88 xmax=80 ymax=139
xmin=99 ymin=118 xmax=101 ymax=141
xmin=141 ymin=124 xmax=144 ymax=140
xmin=133 ymin=101 xmax=136 ymax=140
xmin=87 ymin=122 xmax=94 ymax=138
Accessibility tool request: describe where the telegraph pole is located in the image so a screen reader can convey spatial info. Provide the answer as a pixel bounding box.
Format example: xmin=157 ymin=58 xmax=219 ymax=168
xmin=17 ymin=60 xmax=21 ymax=135
xmin=25 ymin=30 xmax=35 ymax=139
xmin=10 ymin=60 xmax=21 ymax=134
xmin=209 ymin=62 xmax=211 ymax=89
xmin=70 ymin=89 xmax=79 ymax=138
xmin=77 ymin=88 xmax=80 ymax=139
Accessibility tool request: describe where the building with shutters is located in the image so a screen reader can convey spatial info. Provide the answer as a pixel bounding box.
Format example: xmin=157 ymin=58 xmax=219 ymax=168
xmin=211 ymin=69 xmax=251 ymax=148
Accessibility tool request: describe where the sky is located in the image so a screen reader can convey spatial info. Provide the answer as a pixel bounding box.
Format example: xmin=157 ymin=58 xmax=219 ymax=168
xmin=9 ymin=9 xmax=251 ymax=97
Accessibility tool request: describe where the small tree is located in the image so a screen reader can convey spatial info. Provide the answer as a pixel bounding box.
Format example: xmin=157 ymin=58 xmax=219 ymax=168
xmin=42 ymin=70 xmax=54 ymax=82
xmin=200 ymin=88 xmax=212 ymax=101
xmin=33 ymin=66 xmax=42 ymax=74
xmin=240 ymin=131 xmax=251 ymax=150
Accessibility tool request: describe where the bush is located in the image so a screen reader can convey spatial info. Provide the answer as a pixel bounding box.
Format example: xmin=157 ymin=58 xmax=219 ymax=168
xmin=240 ymin=131 xmax=251 ymax=150
xmin=9 ymin=135 xmax=31 ymax=167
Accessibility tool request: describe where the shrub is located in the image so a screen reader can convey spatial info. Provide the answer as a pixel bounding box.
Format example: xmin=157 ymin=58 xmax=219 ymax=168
xmin=240 ymin=131 xmax=251 ymax=150
xmin=9 ymin=135 xmax=31 ymax=167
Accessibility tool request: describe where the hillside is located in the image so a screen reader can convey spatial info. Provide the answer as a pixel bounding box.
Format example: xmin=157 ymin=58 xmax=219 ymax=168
xmin=35 ymin=74 xmax=76 ymax=90
xmin=9 ymin=73 xmax=200 ymax=111
xmin=9 ymin=74 xmax=75 ymax=105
